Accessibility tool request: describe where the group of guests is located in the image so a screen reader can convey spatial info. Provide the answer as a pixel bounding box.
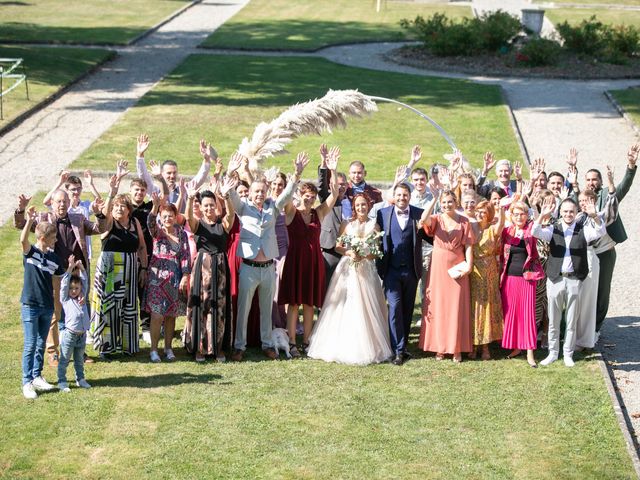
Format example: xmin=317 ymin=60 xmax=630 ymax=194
xmin=16 ymin=132 xmax=639 ymax=398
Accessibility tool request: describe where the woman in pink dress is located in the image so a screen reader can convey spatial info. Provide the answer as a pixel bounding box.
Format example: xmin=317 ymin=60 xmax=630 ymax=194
xmin=279 ymin=151 xmax=338 ymax=357
xmin=500 ymin=201 xmax=544 ymax=368
xmin=419 ymin=190 xmax=475 ymax=362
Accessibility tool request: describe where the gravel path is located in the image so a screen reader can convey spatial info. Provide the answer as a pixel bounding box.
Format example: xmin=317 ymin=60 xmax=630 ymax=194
xmin=1 ymin=0 xmax=640 ymax=461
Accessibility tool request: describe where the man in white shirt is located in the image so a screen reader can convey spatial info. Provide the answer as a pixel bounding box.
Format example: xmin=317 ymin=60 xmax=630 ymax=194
xmin=533 ymin=197 xmax=605 ymax=367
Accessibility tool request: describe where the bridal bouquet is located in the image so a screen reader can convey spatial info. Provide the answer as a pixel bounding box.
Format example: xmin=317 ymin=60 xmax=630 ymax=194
xmin=337 ymin=230 xmax=384 ymax=266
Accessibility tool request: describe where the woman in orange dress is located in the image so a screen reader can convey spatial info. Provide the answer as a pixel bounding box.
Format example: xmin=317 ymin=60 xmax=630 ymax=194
xmin=419 ymin=190 xmax=475 ymax=362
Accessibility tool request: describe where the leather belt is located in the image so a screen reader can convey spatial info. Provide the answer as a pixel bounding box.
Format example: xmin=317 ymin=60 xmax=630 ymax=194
xmin=242 ymin=258 xmax=274 ymax=268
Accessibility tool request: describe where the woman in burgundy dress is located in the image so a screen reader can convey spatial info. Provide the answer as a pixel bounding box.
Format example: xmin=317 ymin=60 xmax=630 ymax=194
xmin=279 ymin=151 xmax=339 ymax=357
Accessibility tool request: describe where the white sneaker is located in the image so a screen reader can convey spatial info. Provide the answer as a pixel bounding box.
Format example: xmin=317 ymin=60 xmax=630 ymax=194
xmin=32 ymin=375 xmax=55 ymax=391
xmin=564 ymin=356 xmax=575 ymax=368
xmin=22 ymin=382 xmax=38 ymax=399
xmin=164 ymin=349 xmax=176 ymax=362
xmin=76 ymin=379 xmax=91 ymax=389
xmin=150 ymin=350 xmax=161 ymax=363
xmin=540 ymin=354 xmax=558 ymax=366
xmin=142 ymin=331 xmax=151 ymax=345
xmin=59 ymin=384 xmax=71 ymax=393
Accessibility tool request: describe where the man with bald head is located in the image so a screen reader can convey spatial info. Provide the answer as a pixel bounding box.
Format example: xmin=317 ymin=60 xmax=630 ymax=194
xmin=15 ymin=189 xmax=103 ymax=366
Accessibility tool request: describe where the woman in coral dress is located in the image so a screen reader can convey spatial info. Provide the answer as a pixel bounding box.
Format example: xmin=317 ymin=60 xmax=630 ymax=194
xmin=419 ymin=190 xmax=475 ymax=362
xmin=469 ymin=199 xmax=505 ymax=360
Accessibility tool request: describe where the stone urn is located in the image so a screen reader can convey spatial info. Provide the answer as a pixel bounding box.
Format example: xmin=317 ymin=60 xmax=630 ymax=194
xmin=521 ymin=9 xmax=545 ymax=36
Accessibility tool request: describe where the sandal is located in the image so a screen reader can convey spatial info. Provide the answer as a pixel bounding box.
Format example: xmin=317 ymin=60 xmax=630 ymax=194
xmin=435 ymin=353 xmax=445 ymax=361
xmin=289 ymin=344 xmax=301 ymax=359
xmin=301 ymin=342 xmax=310 ymax=355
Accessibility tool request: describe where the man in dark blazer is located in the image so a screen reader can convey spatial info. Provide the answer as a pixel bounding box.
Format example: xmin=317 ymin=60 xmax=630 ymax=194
xmin=376 ymin=183 xmax=424 ymax=365
xmin=584 ymin=144 xmax=638 ymax=334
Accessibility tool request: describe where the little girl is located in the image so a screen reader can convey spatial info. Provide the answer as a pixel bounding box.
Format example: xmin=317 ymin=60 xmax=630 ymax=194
xmin=57 ymin=255 xmax=92 ymax=392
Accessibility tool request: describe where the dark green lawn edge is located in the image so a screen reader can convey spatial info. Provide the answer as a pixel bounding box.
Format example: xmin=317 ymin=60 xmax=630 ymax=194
xmin=605 ymin=89 xmax=640 ymax=136
xmin=0 ymin=0 xmax=200 ymax=47
xmin=0 ymin=49 xmax=116 ymax=137
xmin=197 ymin=37 xmax=412 ymax=53
xmin=597 ymin=349 xmax=640 ymax=474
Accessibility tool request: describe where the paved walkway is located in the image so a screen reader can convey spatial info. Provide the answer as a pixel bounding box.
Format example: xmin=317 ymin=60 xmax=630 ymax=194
xmin=1 ymin=0 xmax=640 ymax=456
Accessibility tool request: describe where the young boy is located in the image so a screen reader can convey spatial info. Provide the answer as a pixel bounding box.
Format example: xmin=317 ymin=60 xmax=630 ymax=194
xmin=57 ymin=255 xmax=91 ymax=392
xmin=20 ymin=206 xmax=64 ymax=399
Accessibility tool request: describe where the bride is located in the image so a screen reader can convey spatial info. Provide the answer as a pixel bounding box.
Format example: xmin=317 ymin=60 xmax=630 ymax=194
xmin=307 ymin=193 xmax=392 ymax=365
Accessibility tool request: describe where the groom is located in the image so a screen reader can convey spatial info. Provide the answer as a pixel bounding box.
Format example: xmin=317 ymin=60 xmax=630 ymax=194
xmin=376 ymin=183 xmax=425 ymax=365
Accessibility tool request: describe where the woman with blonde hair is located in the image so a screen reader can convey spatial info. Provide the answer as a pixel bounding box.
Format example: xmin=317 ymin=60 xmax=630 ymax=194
xmin=91 ymin=172 xmax=147 ymax=359
xmin=419 ymin=190 xmax=476 ymax=362
xmin=469 ymin=199 xmax=505 ymax=360
xmin=499 ymin=201 xmax=544 ymax=367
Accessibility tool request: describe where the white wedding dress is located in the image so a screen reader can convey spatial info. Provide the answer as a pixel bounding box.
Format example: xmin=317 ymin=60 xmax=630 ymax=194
xmin=307 ymin=219 xmax=392 ymax=365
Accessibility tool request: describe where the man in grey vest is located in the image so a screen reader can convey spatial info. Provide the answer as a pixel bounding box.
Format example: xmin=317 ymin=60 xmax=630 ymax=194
xmin=228 ymin=153 xmax=308 ymax=361
xmin=317 ymin=144 xmax=348 ymax=287
xmin=533 ymin=197 xmax=605 ymax=367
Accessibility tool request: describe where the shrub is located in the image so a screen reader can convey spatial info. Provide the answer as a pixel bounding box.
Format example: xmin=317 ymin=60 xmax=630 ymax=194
xmin=557 ymin=15 xmax=639 ymax=61
xmin=472 ymin=10 xmax=522 ymax=52
xmin=517 ymin=38 xmax=562 ymax=66
xmin=607 ymin=24 xmax=640 ymax=57
xmin=557 ymin=16 xmax=608 ymax=57
xmin=400 ymin=11 xmax=522 ymax=57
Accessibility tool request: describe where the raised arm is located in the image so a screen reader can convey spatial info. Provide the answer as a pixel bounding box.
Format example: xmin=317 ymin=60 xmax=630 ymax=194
xmin=277 ymin=152 xmax=307 ymax=213
xmin=149 ymin=159 xmax=170 ymax=198
xmin=43 ymin=170 xmax=69 ymax=207
xmin=83 ymin=170 xmax=102 ymax=201
xmin=532 ymin=197 xmax=555 ymax=242
xmin=615 ymin=144 xmax=639 ymax=202
xmin=136 ymin=134 xmax=160 ymax=196
xmin=184 ymin=183 xmax=200 ymax=234
xmin=191 ymin=139 xmax=216 ymax=189
xmin=219 ymin=175 xmax=238 ymax=233
xmin=14 ymin=193 xmax=32 ymax=230
xmin=317 ymin=144 xmax=331 ymax=202
xmin=316 ymin=148 xmax=340 ymax=221
xmin=20 ymin=206 xmax=37 ymax=253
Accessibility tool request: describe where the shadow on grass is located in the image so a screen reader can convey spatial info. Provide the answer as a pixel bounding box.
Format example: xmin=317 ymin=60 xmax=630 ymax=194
xmin=202 ymin=19 xmax=408 ymax=51
xmin=131 ymin=55 xmax=504 ymax=110
xmin=90 ymin=372 xmax=225 ymax=388
xmin=0 ymin=23 xmax=146 ymax=45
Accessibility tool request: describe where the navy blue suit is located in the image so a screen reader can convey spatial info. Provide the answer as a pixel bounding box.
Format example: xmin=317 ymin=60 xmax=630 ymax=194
xmin=376 ymin=205 xmax=424 ymax=355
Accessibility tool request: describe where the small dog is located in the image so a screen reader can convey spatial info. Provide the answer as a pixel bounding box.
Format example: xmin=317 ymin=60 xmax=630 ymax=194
xmin=271 ymin=328 xmax=291 ymax=359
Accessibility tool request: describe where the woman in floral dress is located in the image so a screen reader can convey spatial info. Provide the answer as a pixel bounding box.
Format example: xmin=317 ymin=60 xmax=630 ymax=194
xmin=143 ymin=193 xmax=191 ymax=363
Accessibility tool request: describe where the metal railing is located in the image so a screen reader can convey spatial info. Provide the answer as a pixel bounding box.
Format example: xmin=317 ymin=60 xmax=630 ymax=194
xmin=0 ymin=58 xmax=30 ymax=120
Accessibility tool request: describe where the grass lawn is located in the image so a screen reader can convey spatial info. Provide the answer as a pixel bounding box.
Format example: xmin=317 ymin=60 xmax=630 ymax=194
xmin=546 ymin=8 xmax=640 ymax=28
xmin=610 ymin=86 xmax=640 ymax=125
xmin=0 ymin=45 xmax=114 ymax=130
xmin=0 ymin=0 xmax=190 ymax=45
xmin=201 ymin=0 xmax=471 ymax=51
xmin=72 ymin=54 xmax=522 ymax=181
xmin=0 ymin=193 xmax=636 ymax=478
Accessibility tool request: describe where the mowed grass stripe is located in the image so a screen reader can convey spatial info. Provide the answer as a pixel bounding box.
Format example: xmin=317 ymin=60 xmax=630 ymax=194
xmin=73 ymin=54 xmax=522 ymax=179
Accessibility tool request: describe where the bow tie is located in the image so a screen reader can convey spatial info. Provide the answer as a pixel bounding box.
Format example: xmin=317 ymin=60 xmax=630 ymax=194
xmin=396 ymin=209 xmax=409 ymax=216
xmin=57 ymin=216 xmax=71 ymax=226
